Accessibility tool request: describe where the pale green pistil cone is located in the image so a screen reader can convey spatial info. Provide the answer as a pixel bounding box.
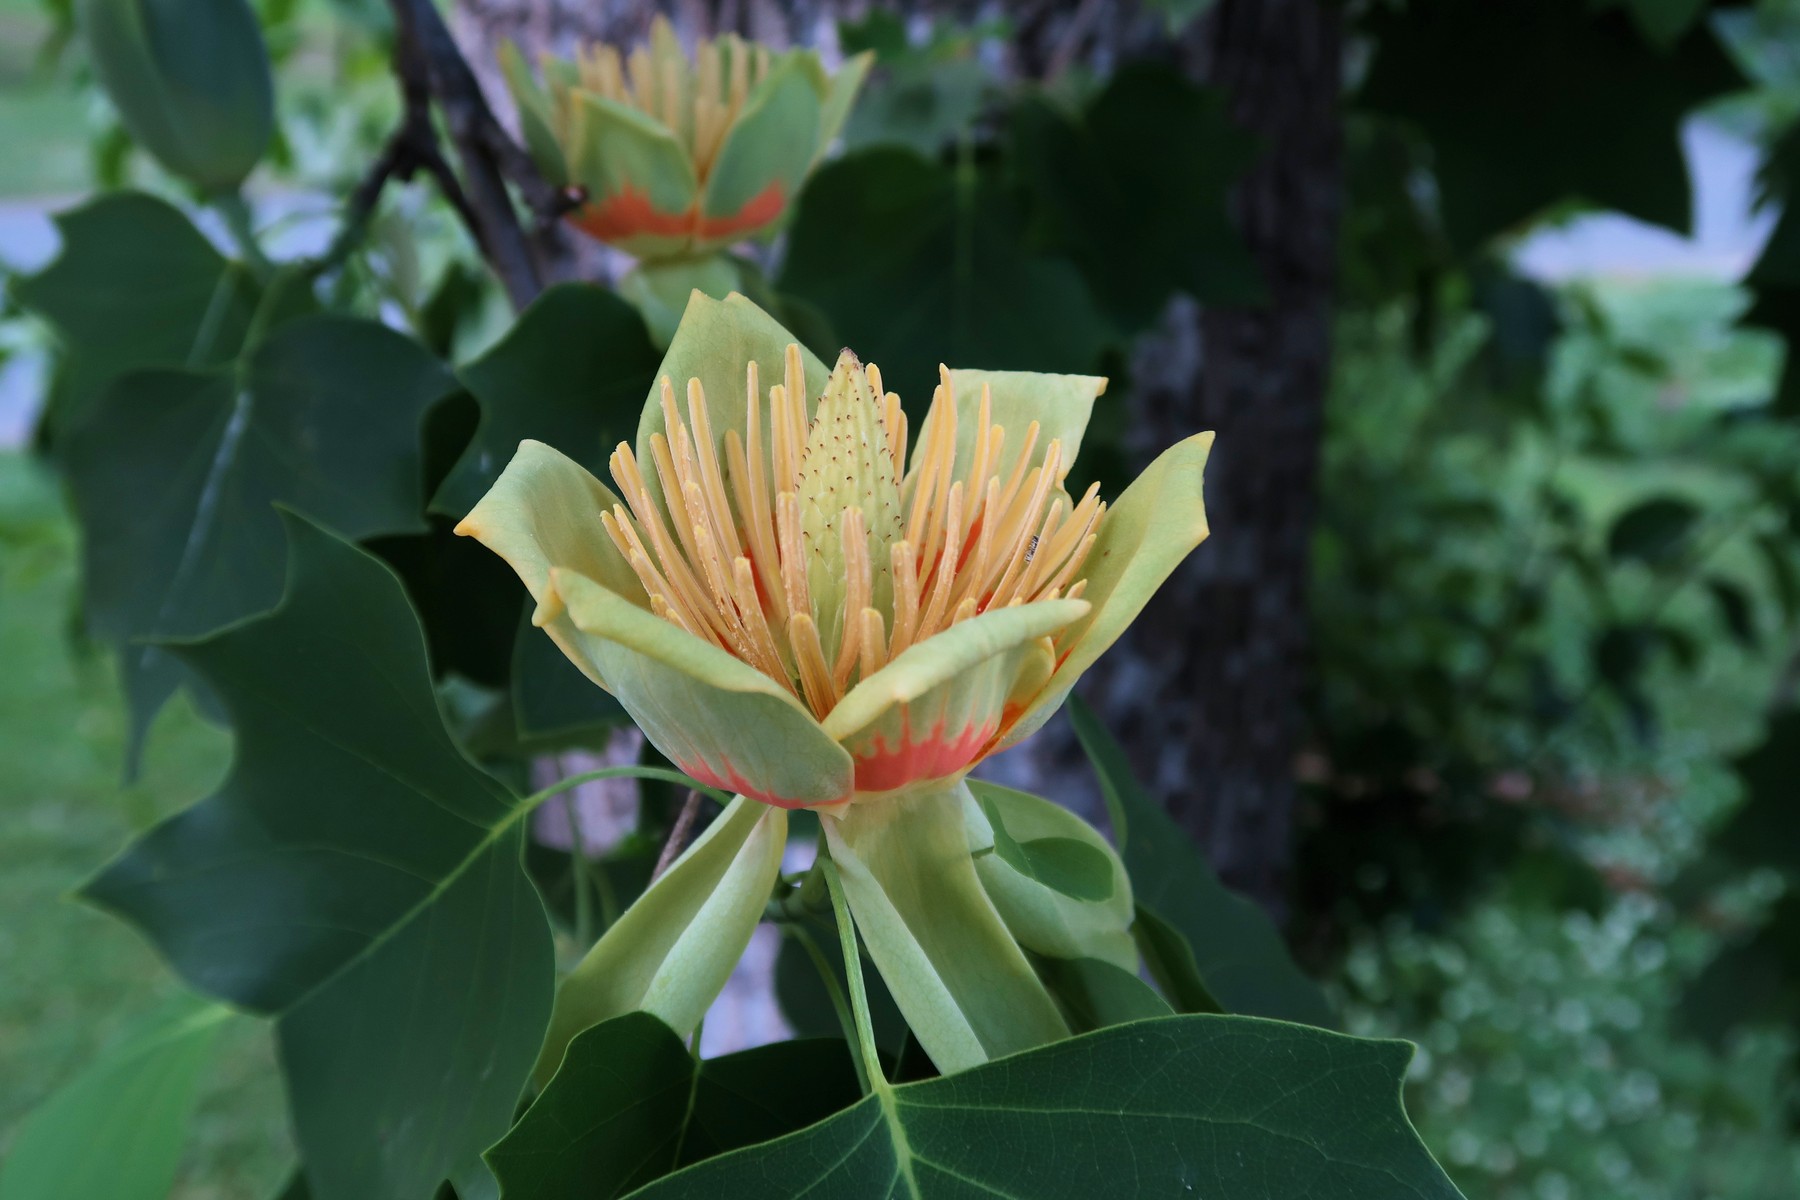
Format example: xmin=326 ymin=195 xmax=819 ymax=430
xmin=799 ymin=350 xmax=903 ymax=659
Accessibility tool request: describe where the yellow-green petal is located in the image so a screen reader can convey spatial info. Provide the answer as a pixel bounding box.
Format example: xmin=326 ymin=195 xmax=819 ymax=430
xmin=549 ymin=566 xmax=854 ymax=807
xmin=633 ymin=292 xmax=829 ymax=514
xmin=965 ymin=781 xmax=1136 ymax=972
xmin=535 ymin=796 xmax=786 ymax=1084
xmin=823 ymin=781 xmax=1068 ymax=1073
xmin=566 ymin=90 xmax=698 ymax=259
xmin=1001 ymin=430 xmax=1213 ymax=748
xmin=816 ymin=51 xmax=873 ymax=160
xmin=498 ymin=41 xmax=567 ymax=186
xmin=910 ymin=369 xmax=1107 ymax=483
xmin=695 ymin=54 xmax=823 ymax=253
xmin=824 ymin=600 xmax=1087 ymax=794
xmin=454 ymin=440 xmax=645 ymax=690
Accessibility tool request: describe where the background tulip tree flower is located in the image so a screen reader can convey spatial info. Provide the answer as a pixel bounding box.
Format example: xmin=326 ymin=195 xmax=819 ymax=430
xmin=458 ymin=292 xmax=1212 ymax=1080
xmin=500 ymin=20 xmax=868 ymax=343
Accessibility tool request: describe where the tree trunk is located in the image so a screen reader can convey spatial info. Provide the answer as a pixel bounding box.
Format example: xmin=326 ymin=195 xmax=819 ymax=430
xmin=449 ymin=0 xmax=1344 ymax=920
xmin=1090 ymin=0 xmax=1343 ymax=916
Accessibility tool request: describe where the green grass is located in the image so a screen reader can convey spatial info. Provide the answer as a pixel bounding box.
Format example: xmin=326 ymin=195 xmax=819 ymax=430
xmin=0 ymin=452 xmax=290 ymax=1197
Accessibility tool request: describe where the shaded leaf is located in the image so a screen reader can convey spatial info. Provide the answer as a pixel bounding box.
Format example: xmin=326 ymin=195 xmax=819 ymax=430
xmin=1705 ymin=576 xmax=1758 ymax=648
xmin=1068 ymin=696 xmax=1334 ymax=1027
xmin=1607 ymin=495 xmax=1699 ymax=565
xmin=486 ymin=1013 xmax=861 ymax=1198
xmin=1012 ymin=62 xmax=1262 ymax=330
xmin=434 ymin=283 xmax=660 ymax=518
xmin=12 ymin=191 xmax=263 ymax=429
xmin=1358 ymin=0 xmax=1744 ymax=252
xmin=628 ymin=1015 xmax=1461 ymax=1199
xmin=780 ymin=147 xmax=1109 ymax=403
xmin=82 ymin=517 xmax=552 ymax=1200
xmin=1036 ymin=955 xmax=1172 ymax=1033
xmin=1132 ymin=903 xmax=1223 ymax=1015
xmin=63 ymin=315 xmax=455 ymax=761
xmin=0 ymin=998 xmax=230 ymax=1200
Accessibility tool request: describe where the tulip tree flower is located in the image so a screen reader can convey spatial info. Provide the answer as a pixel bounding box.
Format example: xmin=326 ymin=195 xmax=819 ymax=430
xmin=500 ymin=20 xmax=869 ymax=342
xmin=458 ymin=293 xmax=1212 ymax=1080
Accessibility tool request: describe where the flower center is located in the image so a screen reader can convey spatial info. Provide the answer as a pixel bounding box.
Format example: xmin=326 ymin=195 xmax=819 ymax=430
xmin=563 ymin=19 xmax=770 ymax=181
xmin=602 ymin=346 xmax=1104 ymax=718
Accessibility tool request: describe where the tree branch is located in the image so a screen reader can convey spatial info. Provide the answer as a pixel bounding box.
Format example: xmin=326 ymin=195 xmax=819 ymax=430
xmin=369 ymin=0 xmax=578 ymax=310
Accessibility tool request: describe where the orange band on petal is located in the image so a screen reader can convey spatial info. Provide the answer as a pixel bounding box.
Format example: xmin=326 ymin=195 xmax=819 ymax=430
xmin=570 ymin=184 xmax=694 ymax=242
xmin=697 ymin=181 xmax=787 ymax=242
xmin=852 ymin=713 xmax=999 ymax=793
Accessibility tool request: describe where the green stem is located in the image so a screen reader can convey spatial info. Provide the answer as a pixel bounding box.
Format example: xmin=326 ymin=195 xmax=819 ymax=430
xmin=561 ymin=789 xmax=595 ymax=948
xmin=783 ymin=922 xmax=871 ymax=1095
xmin=821 ymin=852 xmax=888 ymax=1095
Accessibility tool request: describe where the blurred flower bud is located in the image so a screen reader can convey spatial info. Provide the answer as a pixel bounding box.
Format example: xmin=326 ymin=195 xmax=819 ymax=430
xmin=77 ymin=0 xmax=275 ymax=194
xmin=501 ymin=18 xmax=870 ymax=260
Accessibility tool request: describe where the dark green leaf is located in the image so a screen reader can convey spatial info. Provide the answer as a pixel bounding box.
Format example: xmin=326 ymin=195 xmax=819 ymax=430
xmin=1132 ymin=903 xmax=1223 ymax=1015
xmin=511 ymin=605 xmax=628 ymax=742
xmin=1705 ymin=576 xmax=1759 ymax=648
xmin=82 ymin=516 xmax=553 ymax=1200
xmin=0 ymin=998 xmax=230 ymax=1200
xmin=1744 ymin=127 xmax=1800 ymax=416
xmin=1358 ymin=0 xmax=1745 ymax=252
xmin=1036 ymin=955 xmax=1172 ymax=1033
xmin=627 ymin=1015 xmax=1461 ymax=1199
xmin=1012 ymin=63 xmax=1262 ymax=330
xmin=12 ymin=192 xmax=263 ymax=429
xmin=1592 ymin=0 xmax=1710 ymax=47
xmin=485 ymin=1013 xmax=862 ymax=1198
xmin=781 ymin=147 xmax=1110 ymax=403
xmin=1068 ymin=696 xmax=1334 ymax=1027
xmin=977 ymin=791 xmax=1113 ymax=902
xmin=1715 ymin=707 xmax=1800 ymax=877
xmin=63 ymin=314 xmax=454 ymax=761
xmin=1606 ymin=495 xmax=1699 ymax=565
xmin=1681 ymin=893 xmax=1800 ymax=1044
xmin=77 ymin=0 xmax=273 ymax=190
xmin=434 ymin=283 xmax=659 ymax=518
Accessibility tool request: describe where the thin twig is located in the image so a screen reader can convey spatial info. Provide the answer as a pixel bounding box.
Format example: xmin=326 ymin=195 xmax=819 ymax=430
xmin=651 ymin=789 xmax=704 ymax=881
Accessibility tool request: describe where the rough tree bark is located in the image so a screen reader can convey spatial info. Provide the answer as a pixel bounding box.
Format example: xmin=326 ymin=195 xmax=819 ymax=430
xmin=449 ymin=0 xmax=1344 ymax=920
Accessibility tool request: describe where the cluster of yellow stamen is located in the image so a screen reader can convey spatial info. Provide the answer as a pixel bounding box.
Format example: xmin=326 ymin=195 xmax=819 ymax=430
xmin=563 ymin=18 xmax=773 ymax=182
xmin=602 ymin=346 xmax=1105 ymax=719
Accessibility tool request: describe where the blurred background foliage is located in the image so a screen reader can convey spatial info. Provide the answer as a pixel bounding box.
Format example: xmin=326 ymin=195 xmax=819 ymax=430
xmin=6 ymin=0 xmax=1800 ymax=1197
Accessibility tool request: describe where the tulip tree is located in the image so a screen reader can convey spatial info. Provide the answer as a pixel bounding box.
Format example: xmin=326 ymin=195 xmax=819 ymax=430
xmin=4 ymin=2 xmax=1476 ymax=1198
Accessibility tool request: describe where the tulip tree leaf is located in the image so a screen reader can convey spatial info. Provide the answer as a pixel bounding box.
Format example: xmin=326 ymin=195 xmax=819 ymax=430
xmin=62 ymin=314 xmax=456 ymax=764
xmin=977 ymin=792 xmax=1114 ymax=902
xmin=432 ymin=284 xmax=657 ymax=741
xmin=1358 ymin=0 xmax=1744 ymax=253
xmin=780 ymin=146 xmax=1110 ymax=404
xmin=486 ymin=1013 xmax=862 ymax=1198
xmin=434 ymin=284 xmax=660 ymax=517
xmin=1012 ymin=62 xmax=1263 ymax=331
xmin=11 ymin=191 xmax=264 ymax=429
xmin=0 ymin=998 xmax=232 ymax=1200
xmin=1069 ymin=696 xmax=1335 ymax=1027
xmin=1035 ymin=955 xmax=1173 ymax=1034
xmin=81 ymin=516 xmax=554 ymax=1200
xmin=1132 ymin=903 xmax=1224 ymax=1015
xmin=627 ymin=1014 xmax=1462 ymax=1199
